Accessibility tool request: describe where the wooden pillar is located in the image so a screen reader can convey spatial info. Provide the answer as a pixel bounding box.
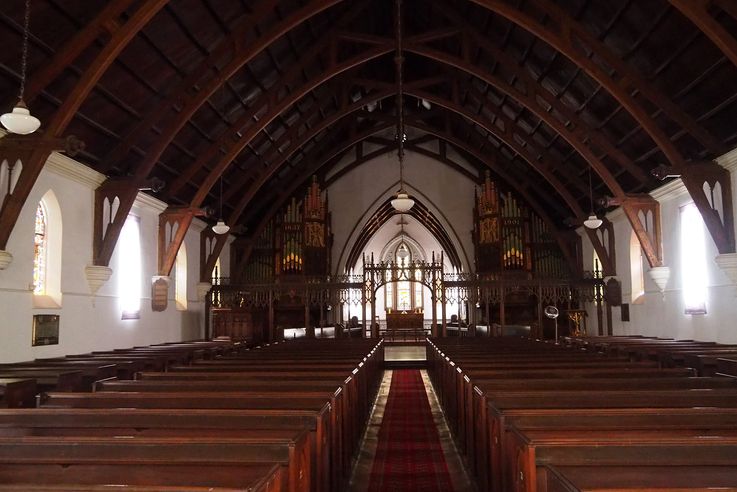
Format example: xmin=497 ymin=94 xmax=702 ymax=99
xmin=370 ymin=288 xmax=377 ymax=338
xmin=361 ymin=286 xmax=367 ymax=339
xmin=484 ymin=297 xmax=490 ymax=338
xmin=268 ymin=291 xmax=275 ymax=342
xmin=441 ymin=283 xmax=447 ymax=337
xmin=305 ymin=289 xmax=314 ymax=338
xmin=319 ymin=300 xmax=325 ymax=337
xmin=605 ymin=301 xmax=613 ymax=336
xmin=536 ymin=280 xmax=543 ymax=340
xmin=431 ymin=292 xmax=438 ymax=338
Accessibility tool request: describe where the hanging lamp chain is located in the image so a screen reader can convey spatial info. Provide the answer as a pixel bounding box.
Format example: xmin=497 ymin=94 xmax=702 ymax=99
xmin=18 ymin=0 xmax=31 ymax=101
xmin=395 ymin=0 xmax=405 ymax=190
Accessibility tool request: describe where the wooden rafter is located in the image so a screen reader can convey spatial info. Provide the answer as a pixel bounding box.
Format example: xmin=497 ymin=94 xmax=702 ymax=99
xmin=22 ymin=0 xmax=139 ymax=104
xmin=0 ymin=1 xmax=166 ymax=252
xmin=470 ymin=0 xmax=723 ymax=156
xmin=101 ymin=0 xmax=344 ymax=174
xmin=669 ymin=0 xmax=737 ymax=70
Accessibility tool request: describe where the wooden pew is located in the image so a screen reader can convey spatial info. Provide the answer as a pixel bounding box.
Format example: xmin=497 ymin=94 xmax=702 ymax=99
xmin=459 ymin=376 xmax=737 ymax=473
xmin=0 ymin=436 xmax=295 ymax=492
xmin=0 ymin=379 xmax=36 ymax=408
xmin=541 ymin=464 xmax=737 ymax=491
xmin=719 ymin=357 xmax=737 ymax=377
xmin=42 ymin=338 xmax=383 ymax=492
xmin=0 ymin=370 xmax=84 ymax=392
xmin=426 ymin=338 xmax=737 ymax=492
xmin=508 ymin=429 xmax=737 ymax=492
xmin=0 ymin=407 xmax=331 ymax=492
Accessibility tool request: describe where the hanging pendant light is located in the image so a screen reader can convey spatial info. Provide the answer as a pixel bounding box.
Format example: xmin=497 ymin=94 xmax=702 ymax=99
xmin=211 ymin=176 xmax=230 ymax=235
xmin=583 ymin=167 xmax=603 ymax=229
xmin=390 ymin=0 xmax=414 ymax=214
xmin=1 ymin=0 xmax=40 ymax=135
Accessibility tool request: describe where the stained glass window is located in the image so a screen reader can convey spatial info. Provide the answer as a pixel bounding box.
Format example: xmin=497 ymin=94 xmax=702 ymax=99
xmin=33 ymin=202 xmax=47 ymax=295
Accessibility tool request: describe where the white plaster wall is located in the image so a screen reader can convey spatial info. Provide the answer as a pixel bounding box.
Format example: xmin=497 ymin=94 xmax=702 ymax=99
xmin=0 ymin=155 xmax=225 ymax=363
xmin=327 ymin=147 xmax=477 ymax=274
xmin=579 ymin=156 xmax=737 ymax=343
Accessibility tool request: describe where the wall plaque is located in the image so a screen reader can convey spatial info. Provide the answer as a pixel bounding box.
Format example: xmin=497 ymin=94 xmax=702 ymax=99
xmin=32 ymin=314 xmax=59 ymax=346
xmin=151 ymin=277 xmax=169 ymax=312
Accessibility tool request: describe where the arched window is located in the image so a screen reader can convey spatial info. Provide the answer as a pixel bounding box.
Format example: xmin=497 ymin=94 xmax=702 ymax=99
xmin=118 ymin=215 xmax=142 ymax=320
xmin=681 ymin=203 xmax=707 ymax=314
xmin=175 ymin=243 xmax=187 ymax=311
xmin=33 ymin=190 xmax=63 ymax=308
xmin=384 ymin=241 xmax=423 ymax=313
xmin=630 ymin=231 xmax=645 ymax=304
xmin=33 ymin=202 xmax=47 ymax=295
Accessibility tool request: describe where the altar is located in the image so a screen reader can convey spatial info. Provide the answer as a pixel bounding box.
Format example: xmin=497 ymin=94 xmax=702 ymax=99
xmin=385 ymin=310 xmax=425 ymax=341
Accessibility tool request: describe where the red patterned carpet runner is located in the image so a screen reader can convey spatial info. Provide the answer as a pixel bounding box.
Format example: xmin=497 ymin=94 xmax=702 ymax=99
xmin=367 ymin=370 xmax=454 ymax=491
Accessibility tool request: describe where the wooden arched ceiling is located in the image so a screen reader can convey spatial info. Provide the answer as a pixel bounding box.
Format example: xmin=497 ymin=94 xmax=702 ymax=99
xmin=2 ymin=0 xmax=737 ymax=242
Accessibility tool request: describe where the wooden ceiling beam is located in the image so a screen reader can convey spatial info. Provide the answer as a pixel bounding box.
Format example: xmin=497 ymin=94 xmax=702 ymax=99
xmin=469 ymin=0 xmax=724 ymax=158
xmin=100 ymin=0 xmax=347 ymax=175
xmin=225 ymin=90 xmax=396 ymax=224
xmin=178 ymin=44 xmax=395 ymax=208
xmin=22 ymin=0 xmax=139 ymax=104
xmin=669 ymin=0 xmax=737 ymax=69
xmin=0 ymin=0 xmax=168 ymax=252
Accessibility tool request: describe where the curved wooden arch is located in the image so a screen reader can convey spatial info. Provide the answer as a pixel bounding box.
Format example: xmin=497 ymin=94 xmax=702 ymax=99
xmin=221 ymin=79 xmax=586 ymax=227
xmin=101 ymin=0 xmax=347 ymax=174
xmin=404 ymin=46 xmax=626 ymax=197
xmin=428 ymin=3 xmax=651 ymax=185
xmin=22 ymin=0 xmax=139 ymax=104
xmin=0 ymin=0 xmax=169 ymax=250
xmin=469 ymin=0 xmax=721 ymax=160
xmin=165 ymin=49 xmax=394 ymax=204
xmin=669 ymin=0 xmax=737 ymax=69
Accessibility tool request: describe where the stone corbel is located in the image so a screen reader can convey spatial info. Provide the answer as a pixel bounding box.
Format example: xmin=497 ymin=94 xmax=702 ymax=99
xmin=84 ymin=264 xmax=113 ymax=303
xmin=0 ymin=250 xmax=12 ymax=270
xmin=648 ymin=266 xmax=671 ymax=298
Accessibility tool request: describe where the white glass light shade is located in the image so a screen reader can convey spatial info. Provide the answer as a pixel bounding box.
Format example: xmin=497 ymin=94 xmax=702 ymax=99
xmin=583 ymin=214 xmax=603 ymax=229
xmin=212 ymin=220 xmax=230 ymax=235
xmin=391 ymin=192 xmax=415 ymax=212
xmin=1 ymin=102 xmax=40 ymax=135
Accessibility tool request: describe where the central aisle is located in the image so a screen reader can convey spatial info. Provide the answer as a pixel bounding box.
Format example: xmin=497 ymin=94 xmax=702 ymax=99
xmin=365 ymin=369 xmax=456 ymax=491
